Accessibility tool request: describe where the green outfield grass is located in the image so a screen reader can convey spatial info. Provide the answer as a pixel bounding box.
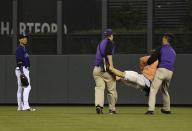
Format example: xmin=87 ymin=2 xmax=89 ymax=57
xmin=0 ymin=106 xmax=192 ymax=131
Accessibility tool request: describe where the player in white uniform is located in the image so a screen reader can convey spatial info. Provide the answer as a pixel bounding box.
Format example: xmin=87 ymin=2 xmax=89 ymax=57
xmin=15 ymin=35 xmax=35 ymax=111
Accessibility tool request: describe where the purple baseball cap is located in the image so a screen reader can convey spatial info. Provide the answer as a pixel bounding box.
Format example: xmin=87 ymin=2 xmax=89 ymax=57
xmin=104 ymin=29 xmax=114 ymax=36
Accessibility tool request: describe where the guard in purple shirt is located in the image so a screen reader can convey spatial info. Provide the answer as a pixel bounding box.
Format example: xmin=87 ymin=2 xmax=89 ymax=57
xmin=145 ymin=33 xmax=176 ymax=115
xmin=15 ymin=34 xmax=35 ymax=111
xmin=93 ymin=29 xmax=117 ymax=114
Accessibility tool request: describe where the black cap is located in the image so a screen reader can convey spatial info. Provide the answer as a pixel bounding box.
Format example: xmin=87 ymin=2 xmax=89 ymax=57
xmin=19 ymin=34 xmax=28 ymax=39
xmin=163 ymin=33 xmax=175 ymax=39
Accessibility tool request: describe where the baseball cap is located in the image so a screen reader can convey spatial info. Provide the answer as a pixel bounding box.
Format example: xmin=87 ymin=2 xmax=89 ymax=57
xmin=19 ymin=34 xmax=28 ymax=39
xmin=104 ymin=29 xmax=114 ymax=36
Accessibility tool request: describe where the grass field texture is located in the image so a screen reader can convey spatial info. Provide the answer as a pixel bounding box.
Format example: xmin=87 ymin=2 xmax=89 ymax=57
xmin=0 ymin=106 xmax=192 ymax=131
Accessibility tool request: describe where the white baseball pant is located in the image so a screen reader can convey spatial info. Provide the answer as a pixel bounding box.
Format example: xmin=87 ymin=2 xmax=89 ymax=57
xmin=15 ymin=67 xmax=31 ymax=110
xmin=122 ymin=71 xmax=146 ymax=89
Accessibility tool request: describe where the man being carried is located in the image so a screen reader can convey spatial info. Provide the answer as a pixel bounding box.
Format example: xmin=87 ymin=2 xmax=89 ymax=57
xmin=109 ymin=50 xmax=158 ymax=96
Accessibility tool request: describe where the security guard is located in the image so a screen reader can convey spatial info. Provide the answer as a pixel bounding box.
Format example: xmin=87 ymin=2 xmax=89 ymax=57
xmin=146 ymin=33 xmax=176 ymax=115
xmin=93 ymin=29 xmax=117 ymax=114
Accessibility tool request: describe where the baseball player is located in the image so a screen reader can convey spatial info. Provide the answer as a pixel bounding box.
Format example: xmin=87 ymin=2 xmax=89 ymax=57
xmin=15 ymin=34 xmax=35 ymax=111
xmin=145 ymin=33 xmax=176 ymax=115
xmin=109 ymin=51 xmax=158 ymax=96
xmin=93 ymin=29 xmax=117 ymax=114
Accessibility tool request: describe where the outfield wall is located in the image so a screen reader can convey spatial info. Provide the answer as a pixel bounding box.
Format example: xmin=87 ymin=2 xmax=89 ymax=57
xmin=0 ymin=55 xmax=191 ymax=105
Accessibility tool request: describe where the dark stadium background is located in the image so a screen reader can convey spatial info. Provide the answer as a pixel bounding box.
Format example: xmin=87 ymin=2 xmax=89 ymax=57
xmin=0 ymin=0 xmax=191 ymax=105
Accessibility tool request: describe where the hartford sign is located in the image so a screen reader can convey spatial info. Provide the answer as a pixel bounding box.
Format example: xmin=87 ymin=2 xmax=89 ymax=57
xmin=0 ymin=21 xmax=67 ymax=35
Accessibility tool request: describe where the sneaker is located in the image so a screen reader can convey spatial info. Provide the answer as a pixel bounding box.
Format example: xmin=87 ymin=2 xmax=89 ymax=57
xmin=143 ymin=87 xmax=150 ymax=96
xmin=145 ymin=111 xmax=154 ymax=115
xmin=109 ymin=110 xmax=118 ymax=114
xmin=23 ymin=108 xmax=36 ymax=111
xmin=96 ymin=106 xmax=103 ymax=114
xmin=161 ymin=109 xmax=171 ymax=114
xmin=17 ymin=107 xmax=23 ymax=111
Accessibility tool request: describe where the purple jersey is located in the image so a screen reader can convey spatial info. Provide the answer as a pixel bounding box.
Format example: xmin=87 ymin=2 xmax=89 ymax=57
xmin=16 ymin=45 xmax=30 ymax=68
xmin=94 ymin=38 xmax=115 ymax=66
xmin=158 ymin=44 xmax=176 ymax=71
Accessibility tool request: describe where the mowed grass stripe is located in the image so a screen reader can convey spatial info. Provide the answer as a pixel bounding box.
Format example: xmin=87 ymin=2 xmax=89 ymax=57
xmin=0 ymin=106 xmax=191 ymax=131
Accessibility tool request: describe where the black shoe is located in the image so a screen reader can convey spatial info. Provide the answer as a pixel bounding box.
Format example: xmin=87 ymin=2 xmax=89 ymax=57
xmin=96 ymin=106 xmax=103 ymax=114
xmin=109 ymin=110 xmax=118 ymax=114
xmin=161 ymin=109 xmax=171 ymax=114
xmin=143 ymin=87 xmax=150 ymax=96
xmin=145 ymin=111 xmax=154 ymax=115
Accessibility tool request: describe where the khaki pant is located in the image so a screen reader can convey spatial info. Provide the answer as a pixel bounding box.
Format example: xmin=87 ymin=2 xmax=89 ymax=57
xmin=148 ymin=68 xmax=173 ymax=111
xmin=93 ymin=66 xmax=117 ymax=110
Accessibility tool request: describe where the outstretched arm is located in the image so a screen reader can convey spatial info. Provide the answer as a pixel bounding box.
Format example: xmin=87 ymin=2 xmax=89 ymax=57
xmin=109 ymin=66 xmax=125 ymax=78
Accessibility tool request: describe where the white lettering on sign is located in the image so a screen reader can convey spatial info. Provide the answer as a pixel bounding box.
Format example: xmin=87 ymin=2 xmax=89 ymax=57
xmin=64 ymin=24 xmax=67 ymax=35
xmin=0 ymin=21 xmax=68 ymax=35
xmin=20 ymin=22 xmax=26 ymax=35
xmin=1 ymin=22 xmax=9 ymax=35
xmin=51 ymin=23 xmax=57 ymax=33
xmin=27 ymin=23 xmax=34 ymax=33
xmin=34 ymin=23 xmax=41 ymax=33
xmin=41 ymin=23 xmax=51 ymax=33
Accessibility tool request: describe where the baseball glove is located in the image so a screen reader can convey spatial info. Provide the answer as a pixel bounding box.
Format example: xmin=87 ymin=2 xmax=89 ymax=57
xmin=20 ymin=74 xmax=29 ymax=87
